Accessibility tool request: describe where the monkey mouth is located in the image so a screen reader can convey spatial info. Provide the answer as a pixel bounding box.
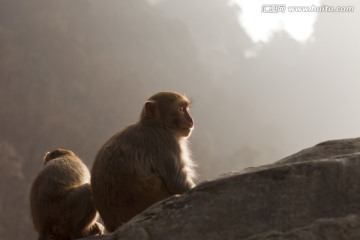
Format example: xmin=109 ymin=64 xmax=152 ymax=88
xmin=180 ymin=128 xmax=193 ymax=137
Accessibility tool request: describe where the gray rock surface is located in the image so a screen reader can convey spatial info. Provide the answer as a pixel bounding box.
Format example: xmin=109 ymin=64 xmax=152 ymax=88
xmin=82 ymin=137 xmax=360 ymax=240
xmin=276 ymin=137 xmax=360 ymax=165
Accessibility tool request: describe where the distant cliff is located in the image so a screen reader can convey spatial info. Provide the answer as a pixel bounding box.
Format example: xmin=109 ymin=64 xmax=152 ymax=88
xmin=82 ymin=137 xmax=360 ymax=240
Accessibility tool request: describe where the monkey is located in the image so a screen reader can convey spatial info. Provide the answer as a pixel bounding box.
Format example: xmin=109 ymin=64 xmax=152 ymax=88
xmin=91 ymin=91 xmax=196 ymax=232
xmin=30 ymin=149 xmax=104 ymax=240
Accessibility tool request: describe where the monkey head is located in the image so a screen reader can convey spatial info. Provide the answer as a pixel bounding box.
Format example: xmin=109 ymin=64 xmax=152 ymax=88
xmin=43 ymin=148 xmax=77 ymax=164
xmin=140 ymin=91 xmax=194 ymax=138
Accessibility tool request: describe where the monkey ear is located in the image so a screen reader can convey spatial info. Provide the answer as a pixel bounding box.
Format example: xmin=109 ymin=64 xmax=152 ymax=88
xmin=144 ymin=101 xmax=158 ymax=119
xmin=43 ymin=152 xmax=51 ymax=164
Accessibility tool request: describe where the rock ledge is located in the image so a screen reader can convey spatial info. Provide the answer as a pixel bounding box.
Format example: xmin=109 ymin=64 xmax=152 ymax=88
xmin=84 ymin=137 xmax=360 ymax=240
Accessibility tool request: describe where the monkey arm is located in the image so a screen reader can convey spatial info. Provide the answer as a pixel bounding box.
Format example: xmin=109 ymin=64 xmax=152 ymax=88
xmin=65 ymin=184 xmax=102 ymax=238
xmin=155 ymin=153 xmax=193 ymax=195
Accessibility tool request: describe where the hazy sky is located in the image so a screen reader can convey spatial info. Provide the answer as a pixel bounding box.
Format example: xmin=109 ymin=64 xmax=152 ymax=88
xmin=2 ymin=0 xmax=360 ymax=176
xmin=231 ymin=0 xmax=320 ymax=43
xmin=146 ymin=0 xmax=360 ymax=175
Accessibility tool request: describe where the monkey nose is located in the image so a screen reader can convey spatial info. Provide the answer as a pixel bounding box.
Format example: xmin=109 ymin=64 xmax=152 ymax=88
xmin=189 ymin=119 xmax=194 ymax=128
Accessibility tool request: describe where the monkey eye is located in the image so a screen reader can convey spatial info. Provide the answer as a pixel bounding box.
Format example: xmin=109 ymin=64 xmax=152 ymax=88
xmin=178 ymin=106 xmax=186 ymax=112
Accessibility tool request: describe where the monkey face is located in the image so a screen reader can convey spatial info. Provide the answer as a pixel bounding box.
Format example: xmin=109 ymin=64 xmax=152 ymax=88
xmin=159 ymin=97 xmax=194 ymax=138
xmin=173 ymin=104 xmax=194 ymax=137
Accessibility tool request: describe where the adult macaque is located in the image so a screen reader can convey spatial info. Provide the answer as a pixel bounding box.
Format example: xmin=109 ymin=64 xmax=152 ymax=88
xmin=30 ymin=149 xmax=104 ymax=240
xmin=91 ymin=91 xmax=196 ymax=232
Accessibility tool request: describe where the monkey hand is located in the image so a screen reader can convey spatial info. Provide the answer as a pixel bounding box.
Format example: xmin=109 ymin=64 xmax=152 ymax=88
xmin=93 ymin=222 xmax=105 ymax=236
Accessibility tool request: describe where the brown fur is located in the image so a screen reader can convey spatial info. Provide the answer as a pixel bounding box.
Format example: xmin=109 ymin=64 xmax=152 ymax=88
xmin=91 ymin=91 xmax=196 ymax=232
xmin=30 ymin=149 xmax=104 ymax=240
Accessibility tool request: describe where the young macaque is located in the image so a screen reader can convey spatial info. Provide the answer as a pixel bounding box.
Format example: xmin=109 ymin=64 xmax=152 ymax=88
xmin=30 ymin=149 xmax=104 ymax=240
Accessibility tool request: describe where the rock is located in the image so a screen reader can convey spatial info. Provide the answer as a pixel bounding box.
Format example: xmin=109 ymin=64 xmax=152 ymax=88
xmin=245 ymin=215 xmax=360 ymax=240
xmin=82 ymin=137 xmax=360 ymax=240
xmin=276 ymin=137 xmax=360 ymax=165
